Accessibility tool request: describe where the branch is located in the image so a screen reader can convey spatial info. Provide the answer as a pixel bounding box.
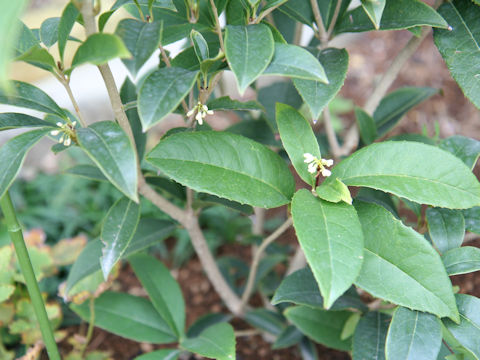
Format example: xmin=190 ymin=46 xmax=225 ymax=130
xmin=326 ymin=0 xmax=342 ymax=38
xmin=209 ymin=0 xmax=225 ymax=53
xmin=323 ymin=107 xmax=341 ymax=160
xmin=310 ymin=0 xmax=328 ymax=45
xmin=239 ymin=217 xmax=293 ymax=313
xmin=58 ymin=75 xmax=88 ymax=127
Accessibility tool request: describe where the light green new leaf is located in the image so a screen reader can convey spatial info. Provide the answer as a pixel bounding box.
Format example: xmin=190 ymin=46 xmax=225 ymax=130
xmin=180 ymin=322 xmax=236 ymax=360
xmin=373 ymin=87 xmax=438 ymax=137
xmin=115 ymin=19 xmax=162 ymax=77
xmin=386 ymin=307 xmax=442 ymax=360
xmin=0 ymin=81 xmax=66 ymax=118
xmin=329 ymin=141 xmax=480 ymax=209
xmin=191 ymin=30 xmax=209 ymax=62
xmin=355 ymin=107 xmax=377 ymax=145
xmin=71 ymin=291 xmax=177 ymax=344
xmin=138 ymin=67 xmax=198 ymax=130
xmin=335 ymin=0 xmax=448 ymax=33
xmin=0 ymin=128 xmax=51 ymax=199
xmin=264 ymin=43 xmax=328 ymax=82
xmin=40 ymin=17 xmax=60 ymax=48
xmin=0 ymin=285 xmax=15 ymax=303
xmin=147 ymin=131 xmax=295 ymax=208
xmin=440 ymin=136 xmax=480 ymax=170
xmin=285 ymin=306 xmax=352 ymax=351
xmin=16 ymin=46 xmax=57 ymax=72
xmin=225 ymin=24 xmax=274 ymax=94
xmin=100 ymin=197 xmax=140 ymax=279
xmin=0 ymin=113 xmax=52 ymax=131
xmin=276 ymin=103 xmax=320 ymax=186
xmin=361 ymin=0 xmax=386 ymax=29
xmin=434 ymin=0 xmax=480 ymax=109
xmin=129 ymin=254 xmax=185 ymax=338
xmin=316 ymin=178 xmax=352 ymax=205
xmin=294 ymin=48 xmax=348 ymax=120
xmin=442 ymin=247 xmax=480 ymax=275
xmin=352 ymin=312 xmax=390 ymax=360
xmin=135 ymin=349 xmax=180 ymax=360
xmin=426 ymin=208 xmax=465 ymax=253
xmin=444 ymin=294 xmax=480 ymax=359
xmin=77 ymin=121 xmax=138 ymax=202
xmin=354 ymin=201 xmax=459 ymax=322
xmin=71 ymin=33 xmax=131 ymax=69
xmin=291 ymin=189 xmax=364 ymax=309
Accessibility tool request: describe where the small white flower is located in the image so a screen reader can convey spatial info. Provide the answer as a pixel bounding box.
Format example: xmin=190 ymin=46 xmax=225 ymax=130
xmin=50 ymin=120 xmax=76 ymax=147
xmin=303 ymin=153 xmax=334 ymax=177
xmin=50 ymin=130 xmax=60 ymax=136
xmin=186 ymin=108 xmax=195 ymax=117
xmin=187 ymin=101 xmax=214 ymax=125
xmin=63 ymin=137 xmax=71 ymax=146
xmin=303 ymin=153 xmax=315 ymax=163
xmin=56 ymin=122 xmax=63 ymax=127
xmin=307 ymin=162 xmax=318 ymax=174
xmin=195 ymin=111 xmax=203 ymax=125
xmin=321 ymin=168 xmax=332 ymax=177
xmin=321 ymin=158 xmax=334 ymax=167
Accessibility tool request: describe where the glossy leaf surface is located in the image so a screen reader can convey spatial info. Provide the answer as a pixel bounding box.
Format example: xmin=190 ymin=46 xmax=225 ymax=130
xmin=442 ymin=247 xmax=480 ymax=275
xmin=353 ymin=312 xmax=389 ymax=360
xmin=440 ymin=135 xmax=480 ymax=170
xmin=0 ymin=113 xmax=52 ymax=131
xmin=361 ymin=0 xmax=386 ymax=29
xmin=426 ymin=208 xmax=465 ymax=253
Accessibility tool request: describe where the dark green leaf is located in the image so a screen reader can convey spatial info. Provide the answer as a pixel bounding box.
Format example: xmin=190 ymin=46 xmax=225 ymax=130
xmin=180 ymin=322 xmax=236 ymax=360
xmin=115 ymin=19 xmax=162 ymax=77
xmin=373 ymin=87 xmax=438 ymax=136
xmin=386 ymin=307 xmax=442 ymax=360
xmin=187 ymin=313 xmax=233 ymax=338
xmin=440 ymin=136 xmax=480 ymax=170
xmin=71 ymin=291 xmax=177 ymax=343
xmin=361 ymin=0 xmax=386 ymax=29
xmin=335 ymin=0 xmax=448 ymax=33
xmin=276 ymin=103 xmax=321 ymax=186
xmin=294 ymin=48 xmax=349 ymax=120
xmin=58 ymin=2 xmax=79 ymax=62
xmin=64 ymin=164 xmax=108 ymax=182
xmin=354 ymin=201 xmax=459 ymax=322
xmin=13 ymin=21 xmax=39 ymax=57
xmin=285 ymin=306 xmax=352 ymax=351
xmin=434 ymin=0 xmax=480 ymax=109
xmin=224 ymin=24 xmax=274 ymax=94
xmin=273 ymin=325 xmax=303 ymax=349
xmin=147 ymin=131 xmax=295 ymax=208
xmin=442 ymin=247 xmax=480 ymax=275
xmin=355 ymin=187 xmax=398 ymax=217
xmin=298 ymin=337 xmax=319 ymax=360
xmin=244 ymin=309 xmax=285 ymax=336
xmin=135 ymin=349 xmax=180 ymax=360
xmin=355 ymin=107 xmax=377 ymax=145
xmin=0 ymin=113 xmax=52 ymax=131
xmin=71 ymin=33 xmax=131 ymax=69
xmin=40 ymin=17 xmax=60 ymax=48
xmin=77 ymin=121 xmax=138 ymax=202
xmin=16 ymin=46 xmax=57 ymax=72
xmin=426 ymin=208 xmax=465 ymax=253
xmin=330 ymin=141 xmax=480 ymax=209
xmin=353 ymin=312 xmax=390 ymax=360
xmin=291 ymin=189 xmax=364 ymax=309
xmin=0 ymin=128 xmax=50 ymax=199
xmin=190 ymin=30 xmax=209 ymax=63
xmin=101 ymin=197 xmax=140 ymax=279
xmin=138 ymin=67 xmax=198 ymax=130
xmin=129 ymin=253 xmax=185 ymax=338
xmin=207 ymin=96 xmax=264 ymax=111
xmin=464 ymin=207 xmax=480 ymax=234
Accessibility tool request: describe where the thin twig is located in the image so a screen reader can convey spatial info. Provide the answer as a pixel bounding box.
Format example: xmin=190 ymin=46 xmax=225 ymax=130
xmin=209 ymin=0 xmax=224 ymax=53
xmin=59 ymin=76 xmax=87 ymax=127
xmin=255 ymin=2 xmax=284 ymax=24
xmin=323 ymin=107 xmax=341 ymax=160
xmin=286 ymin=246 xmax=306 ymax=275
xmin=252 ymin=208 xmax=266 ymax=236
xmin=239 ymin=218 xmax=293 ymax=313
xmin=310 ymin=0 xmax=328 ymax=45
xmin=235 ymin=329 xmax=262 ymax=337
xmin=326 ymin=0 xmax=342 ymax=38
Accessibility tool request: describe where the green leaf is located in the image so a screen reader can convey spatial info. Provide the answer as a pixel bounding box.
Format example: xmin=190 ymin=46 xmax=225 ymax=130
xmin=187 ymin=313 xmax=233 ymax=338
xmin=273 ymin=325 xmax=303 ymax=349
xmin=373 ymin=87 xmax=438 ymax=137
xmin=180 ymin=322 xmax=236 ymax=360
xmin=272 ymin=267 xmax=367 ymax=311
xmin=100 ymin=197 xmax=140 ymax=279
xmin=285 ymin=306 xmax=352 ymax=351
xmin=71 ymin=33 xmax=131 ymax=69
xmin=386 ymin=307 xmax=442 ymax=360
xmin=335 ymin=0 xmax=449 ymax=33
xmin=135 ymin=349 xmax=180 ymax=360
xmin=224 ymin=24 xmax=274 ymax=94
xmin=138 ymin=67 xmax=198 ymax=130
xmin=244 ymin=309 xmax=286 ymax=336
xmin=65 ymin=164 xmax=108 ymax=182
xmin=0 ymin=128 xmax=50 ymax=199
xmin=443 ymin=294 xmax=480 ymax=359
xmin=207 ymin=96 xmax=264 ymax=111
xmin=291 ymin=189 xmax=364 ymax=309
xmin=40 ymin=17 xmax=60 ymax=48
xmin=190 ymin=30 xmax=209 ymax=63
xmin=440 ymin=136 xmax=480 ymax=170
xmin=361 ymin=0 xmax=386 ymax=30
xmin=16 ymin=46 xmax=57 ymax=72
xmin=276 ymin=103 xmax=321 ymax=186
xmin=354 ymin=201 xmax=459 ymax=322
xmin=434 ymin=0 xmax=480 ymax=109
xmin=129 ymin=253 xmax=185 ymax=338
xmin=147 ymin=131 xmax=295 ymax=208
xmin=464 ymin=207 xmax=480 ymax=234
xmin=264 ymin=43 xmax=328 ymax=82
xmin=355 ymin=107 xmax=377 ymax=145
xmin=316 ymin=178 xmax=352 ymax=205
xmin=58 ymin=2 xmax=79 ymax=62
xmin=330 ymin=141 xmax=480 ymax=209
xmin=0 ymin=81 xmax=66 ymax=118
xmin=426 ymin=208 xmax=465 ymax=253
xmin=353 ymin=312 xmax=390 ymax=360
xmin=442 ymin=246 xmax=480 ymax=275
xmin=77 ymin=121 xmax=138 ymax=202
xmin=293 ymin=48 xmax=349 ymax=120
xmin=71 ymin=291 xmax=177 ymax=344
xmin=0 ymin=285 xmax=15 ymax=303
xmin=13 ymin=21 xmax=39 ymax=57
xmin=0 ymin=113 xmax=52 ymax=131
xmin=115 ymin=19 xmax=162 ymax=77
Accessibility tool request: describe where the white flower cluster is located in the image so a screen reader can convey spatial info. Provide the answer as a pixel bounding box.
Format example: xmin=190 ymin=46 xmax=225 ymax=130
xmin=303 ymin=153 xmax=333 ymax=177
xmin=187 ymin=101 xmax=214 ymax=125
xmin=50 ymin=121 xmax=76 ymax=146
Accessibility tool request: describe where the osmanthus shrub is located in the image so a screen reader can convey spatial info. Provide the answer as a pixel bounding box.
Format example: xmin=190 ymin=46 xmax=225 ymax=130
xmin=0 ymin=0 xmax=480 ymax=359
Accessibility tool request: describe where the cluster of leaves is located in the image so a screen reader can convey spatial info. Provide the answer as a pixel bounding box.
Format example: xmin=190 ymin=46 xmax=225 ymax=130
xmin=0 ymin=0 xmax=480 ymax=359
